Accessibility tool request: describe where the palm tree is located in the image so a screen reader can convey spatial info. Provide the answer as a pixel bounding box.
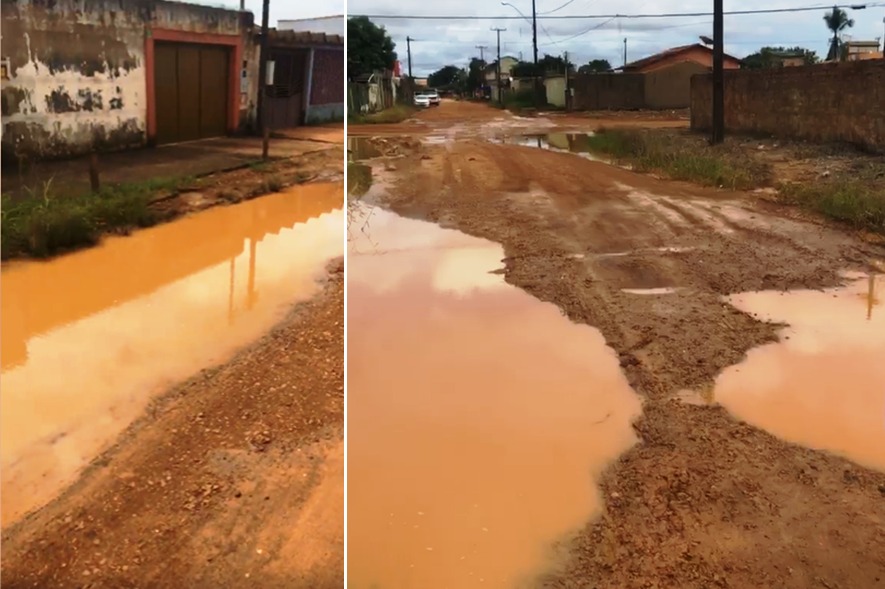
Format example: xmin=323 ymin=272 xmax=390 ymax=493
xmin=823 ymin=6 xmax=854 ymax=61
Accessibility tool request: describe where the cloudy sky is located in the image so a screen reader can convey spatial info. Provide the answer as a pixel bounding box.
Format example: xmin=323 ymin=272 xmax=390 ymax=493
xmin=194 ymin=0 xmax=345 ymax=22
xmin=345 ymin=0 xmax=885 ymax=76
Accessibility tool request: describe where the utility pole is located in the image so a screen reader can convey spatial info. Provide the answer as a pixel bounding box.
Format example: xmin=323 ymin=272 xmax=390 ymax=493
xmin=712 ymin=0 xmax=724 ymax=144
xmin=256 ymin=0 xmax=270 ymax=134
xmin=475 ymin=45 xmax=488 ymax=63
xmin=531 ymin=0 xmax=540 ymax=107
xmin=491 ymin=28 xmax=506 ymax=104
xmin=406 ymin=36 xmax=413 ymax=78
xmin=623 ymin=38 xmax=627 ymax=67
xmin=564 ymin=50 xmax=569 ymax=110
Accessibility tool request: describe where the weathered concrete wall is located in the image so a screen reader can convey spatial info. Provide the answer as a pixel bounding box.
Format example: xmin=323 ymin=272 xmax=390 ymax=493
xmin=571 ymin=72 xmax=646 ymax=110
xmin=307 ymin=47 xmax=343 ymax=123
xmin=1 ymin=0 xmax=147 ymax=161
xmin=690 ymin=61 xmax=885 ymax=150
xmin=545 ymin=76 xmax=566 ymax=107
xmin=1 ymin=0 xmax=256 ymax=161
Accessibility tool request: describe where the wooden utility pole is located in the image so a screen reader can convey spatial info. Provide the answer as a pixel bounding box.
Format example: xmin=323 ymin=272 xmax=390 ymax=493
xmin=475 ymin=45 xmax=488 ymax=63
xmin=712 ymin=0 xmax=725 ymax=144
xmin=491 ymin=28 xmax=506 ymax=104
xmin=564 ymin=50 xmax=569 ymax=110
xmin=531 ymin=0 xmax=540 ymax=107
xmin=406 ymin=36 xmax=413 ymax=78
xmin=623 ymin=38 xmax=627 ymax=67
xmin=257 ymin=0 xmax=270 ymax=136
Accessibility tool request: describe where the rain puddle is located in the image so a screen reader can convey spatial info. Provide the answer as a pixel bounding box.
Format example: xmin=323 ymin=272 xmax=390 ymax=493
xmin=491 ymin=133 xmax=619 ymax=166
xmin=0 ymin=183 xmax=344 ymax=526
xmin=347 ymin=206 xmax=641 ymax=588
xmin=712 ymin=272 xmax=885 ymax=471
xmin=348 ymin=136 xmax=383 ymax=161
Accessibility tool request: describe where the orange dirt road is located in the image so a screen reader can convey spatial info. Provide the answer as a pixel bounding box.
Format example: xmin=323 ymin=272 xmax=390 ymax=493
xmin=348 ymin=99 xmax=688 ymax=137
xmin=348 ymin=100 xmax=885 ymax=589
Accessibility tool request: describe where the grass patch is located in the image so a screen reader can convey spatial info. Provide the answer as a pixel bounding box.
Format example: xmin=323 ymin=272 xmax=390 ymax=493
xmin=349 ymin=104 xmax=418 ymax=124
xmin=778 ymin=179 xmax=885 ymax=234
xmin=0 ymin=177 xmax=181 ymax=260
xmin=583 ymin=128 xmax=771 ymax=190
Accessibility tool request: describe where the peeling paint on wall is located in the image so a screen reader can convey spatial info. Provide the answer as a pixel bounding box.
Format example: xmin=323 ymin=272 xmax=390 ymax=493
xmin=1 ymin=0 xmax=258 ymax=161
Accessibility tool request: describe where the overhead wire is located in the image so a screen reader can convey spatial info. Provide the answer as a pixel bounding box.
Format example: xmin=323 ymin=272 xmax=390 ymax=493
xmin=356 ymin=3 xmax=885 ymax=20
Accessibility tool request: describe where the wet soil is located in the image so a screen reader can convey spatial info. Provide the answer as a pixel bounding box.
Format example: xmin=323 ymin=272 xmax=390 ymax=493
xmin=357 ymin=100 xmax=885 ymax=588
xmin=150 ymin=146 xmax=344 ymax=221
xmin=348 ymin=100 xmax=688 ymax=138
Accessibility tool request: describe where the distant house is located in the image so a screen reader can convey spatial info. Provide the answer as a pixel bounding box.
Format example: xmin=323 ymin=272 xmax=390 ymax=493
xmin=484 ymin=56 xmax=519 ymax=82
xmin=564 ymin=43 xmax=740 ymax=111
xmin=843 ymin=40 xmax=883 ymax=61
xmin=484 ymin=56 xmax=519 ymax=101
xmin=620 ymin=43 xmax=742 ymax=73
xmin=770 ymin=51 xmax=808 ymax=67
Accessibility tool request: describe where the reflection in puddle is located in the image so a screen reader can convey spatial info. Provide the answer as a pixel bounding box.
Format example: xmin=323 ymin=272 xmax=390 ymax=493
xmin=714 ymin=274 xmax=885 ymax=471
xmin=492 ymin=133 xmax=615 ymax=164
xmin=347 ymin=206 xmax=641 ymax=588
xmin=0 ymin=184 xmax=344 ymax=526
xmin=348 ymin=136 xmax=382 ymax=161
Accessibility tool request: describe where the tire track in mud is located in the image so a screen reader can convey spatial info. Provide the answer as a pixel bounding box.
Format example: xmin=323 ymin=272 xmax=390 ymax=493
xmin=367 ymin=131 xmax=885 ymax=589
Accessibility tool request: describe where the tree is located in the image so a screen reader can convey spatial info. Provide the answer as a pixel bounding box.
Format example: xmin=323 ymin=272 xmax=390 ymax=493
xmin=742 ymin=46 xmax=819 ymax=68
xmin=347 ymin=16 xmax=397 ymax=79
xmin=823 ymin=6 xmax=854 ymax=61
xmin=510 ymin=54 xmax=573 ymax=77
xmin=465 ymin=58 xmax=487 ymax=92
xmin=428 ymin=65 xmax=463 ymax=89
xmin=578 ymin=59 xmax=612 ymax=74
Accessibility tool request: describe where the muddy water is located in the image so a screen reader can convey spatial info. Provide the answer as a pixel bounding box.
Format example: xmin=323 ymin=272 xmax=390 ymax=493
xmin=714 ymin=273 xmax=885 ymax=471
xmin=347 ymin=206 xmax=641 ymax=588
xmin=0 ymin=183 xmax=344 ymax=527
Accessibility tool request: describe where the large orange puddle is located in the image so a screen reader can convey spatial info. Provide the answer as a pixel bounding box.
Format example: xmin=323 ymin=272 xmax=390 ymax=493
xmin=0 ymin=183 xmax=343 ymax=527
xmin=347 ymin=206 xmax=641 ymax=588
xmin=714 ymin=273 xmax=885 ymax=471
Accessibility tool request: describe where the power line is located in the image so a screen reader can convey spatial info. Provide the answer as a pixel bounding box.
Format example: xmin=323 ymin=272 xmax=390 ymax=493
xmin=355 ymin=3 xmax=884 ymax=20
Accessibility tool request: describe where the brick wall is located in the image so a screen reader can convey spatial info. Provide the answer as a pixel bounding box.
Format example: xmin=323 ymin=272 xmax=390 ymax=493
xmin=690 ymin=61 xmax=885 ymax=150
xmin=571 ymin=73 xmax=646 ymax=110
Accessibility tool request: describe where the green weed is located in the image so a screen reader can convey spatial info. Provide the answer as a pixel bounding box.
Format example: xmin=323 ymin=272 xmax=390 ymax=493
xmin=584 ymin=128 xmax=770 ymax=190
xmin=1 ymin=177 xmax=166 ymax=260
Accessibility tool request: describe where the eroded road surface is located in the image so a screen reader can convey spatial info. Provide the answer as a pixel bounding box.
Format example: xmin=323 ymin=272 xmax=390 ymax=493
xmin=349 ymin=100 xmax=885 ymax=588
xmin=2 ymin=183 xmax=345 ymax=588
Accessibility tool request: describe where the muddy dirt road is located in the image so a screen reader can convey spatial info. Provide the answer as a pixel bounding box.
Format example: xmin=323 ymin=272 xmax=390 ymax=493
xmin=2 ymin=184 xmax=345 ymax=588
xmin=350 ymin=100 xmax=885 ymax=588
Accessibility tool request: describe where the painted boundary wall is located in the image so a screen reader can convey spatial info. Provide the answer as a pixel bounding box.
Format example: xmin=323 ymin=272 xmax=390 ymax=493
xmin=690 ymin=61 xmax=885 ymax=150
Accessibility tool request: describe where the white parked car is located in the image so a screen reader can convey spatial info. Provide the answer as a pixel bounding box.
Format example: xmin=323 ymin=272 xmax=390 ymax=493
xmin=413 ymin=92 xmax=430 ymax=107
xmin=425 ymin=89 xmax=440 ymax=106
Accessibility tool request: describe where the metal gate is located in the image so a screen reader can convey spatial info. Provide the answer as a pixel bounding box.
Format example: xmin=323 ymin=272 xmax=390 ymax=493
xmin=265 ymin=49 xmax=308 ymax=129
xmin=154 ymin=42 xmax=229 ymax=145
